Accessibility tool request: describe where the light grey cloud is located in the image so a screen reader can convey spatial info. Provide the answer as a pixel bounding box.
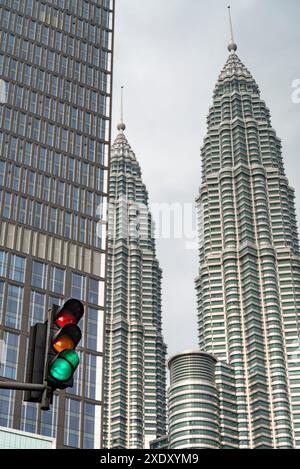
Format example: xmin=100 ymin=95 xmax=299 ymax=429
xmin=112 ymin=0 xmax=300 ymax=357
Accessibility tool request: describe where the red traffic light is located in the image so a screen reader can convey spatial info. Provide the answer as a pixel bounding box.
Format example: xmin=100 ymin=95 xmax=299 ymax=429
xmin=54 ymin=299 xmax=84 ymax=328
xmin=56 ymin=311 xmax=77 ymax=327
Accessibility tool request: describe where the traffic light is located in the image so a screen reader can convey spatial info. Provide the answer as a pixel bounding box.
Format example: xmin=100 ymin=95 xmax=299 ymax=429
xmin=24 ymin=298 xmax=84 ymax=407
xmin=47 ymin=299 xmax=84 ymax=390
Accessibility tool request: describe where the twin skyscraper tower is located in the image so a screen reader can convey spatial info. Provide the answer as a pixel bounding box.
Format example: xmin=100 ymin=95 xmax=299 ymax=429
xmin=104 ymin=24 xmax=300 ymax=450
xmin=0 ymin=1 xmax=299 ymax=450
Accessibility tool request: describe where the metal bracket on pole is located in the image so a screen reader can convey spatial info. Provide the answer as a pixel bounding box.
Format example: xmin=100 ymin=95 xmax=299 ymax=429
xmin=40 ymin=386 xmax=53 ymax=411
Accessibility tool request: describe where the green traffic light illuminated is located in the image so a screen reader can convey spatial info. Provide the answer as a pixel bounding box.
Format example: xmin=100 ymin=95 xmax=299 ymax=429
xmin=49 ymin=350 xmax=79 ymax=382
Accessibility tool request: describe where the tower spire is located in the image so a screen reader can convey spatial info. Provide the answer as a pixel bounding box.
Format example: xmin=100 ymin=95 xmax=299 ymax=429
xmin=117 ymin=86 xmax=126 ymax=132
xmin=227 ymin=6 xmax=237 ymax=53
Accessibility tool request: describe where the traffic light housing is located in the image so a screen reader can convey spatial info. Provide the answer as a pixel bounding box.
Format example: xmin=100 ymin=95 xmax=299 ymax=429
xmin=47 ymin=299 xmax=84 ymax=390
xmin=24 ymin=298 xmax=84 ymax=406
xmin=24 ymin=322 xmax=48 ymax=403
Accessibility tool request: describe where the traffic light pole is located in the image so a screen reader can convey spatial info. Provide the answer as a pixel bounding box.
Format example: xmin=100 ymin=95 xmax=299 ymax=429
xmin=0 ymin=310 xmax=54 ymax=408
xmin=2 ymin=301 xmax=84 ymax=412
xmin=0 ymin=380 xmax=52 ymax=411
xmin=0 ymin=381 xmax=46 ymax=391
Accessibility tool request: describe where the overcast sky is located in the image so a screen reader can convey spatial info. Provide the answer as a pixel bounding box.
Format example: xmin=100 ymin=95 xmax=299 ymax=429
xmin=111 ymin=0 xmax=300 ymax=358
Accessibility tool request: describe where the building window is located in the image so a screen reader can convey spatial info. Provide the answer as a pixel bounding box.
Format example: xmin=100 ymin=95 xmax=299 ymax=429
xmin=65 ymin=212 xmax=72 ymax=238
xmin=73 ymin=187 xmax=79 ymax=212
xmin=79 ymin=217 xmax=86 ymax=243
xmin=86 ymin=308 xmax=100 ymax=351
xmin=49 ymin=207 xmax=57 ymax=233
xmin=0 ymin=332 xmax=19 ymax=380
xmin=39 ymin=147 xmax=47 ymax=171
xmin=68 ymin=158 xmax=75 ymax=180
xmin=32 ymin=261 xmax=47 ymax=290
xmin=88 ymin=278 xmax=99 ymax=305
xmin=21 ymin=402 xmax=37 ymax=434
xmin=0 ymin=160 xmax=5 ymax=186
xmin=9 ymin=254 xmax=26 ymax=283
xmin=0 ymin=390 xmax=15 ymax=427
xmin=12 ymin=166 xmax=21 ymax=191
xmin=42 ymin=176 xmax=50 ymax=201
xmin=57 ymin=181 xmax=64 ymax=206
xmin=83 ymin=403 xmax=95 ymax=449
xmin=0 ymin=282 xmax=4 ymax=324
xmin=29 ymin=291 xmax=46 ymax=328
xmin=19 ymin=197 xmax=27 ymax=224
xmin=48 ymin=294 xmax=61 ymax=309
xmin=5 ymin=285 xmax=23 ymax=330
xmin=86 ymin=192 xmax=93 ymax=216
xmin=24 ymin=143 xmax=32 ymax=166
xmin=49 ymin=266 xmax=65 ymax=295
xmin=0 ymin=250 xmax=7 ymax=277
xmin=34 ymin=202 xmax=42 ymax=229
xmin=3 ymin=192 xmax=12 ymax=218
xmin=71 ymin=273 xmax=85 ymax=301
xmin=64 ymin=398 xmax=81 ymax=448
xmin=85 ymin=353 xmax=97 ymax=400
xmin=67 ymin=350 xmax=83 ymax=397
xmin=41 ymin=394 xmax=58 ymax=439
xmin=95 ymin=168 xmax=104 ymax=192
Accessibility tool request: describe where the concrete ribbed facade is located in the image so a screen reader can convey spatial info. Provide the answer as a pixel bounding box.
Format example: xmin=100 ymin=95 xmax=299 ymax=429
xmin=103 ymin=125 xmax=167 ymax=449
xmin=196 ymin=46 xmax=300 ymax=448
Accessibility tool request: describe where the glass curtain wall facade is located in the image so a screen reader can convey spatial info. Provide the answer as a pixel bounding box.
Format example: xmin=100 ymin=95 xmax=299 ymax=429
xmin=103 ymin=124 xmax=167 ymax=449
xmin=0 ymin=0 xmax=114 ymax=448
xmin=149 ymin=353 xmax=239 ymax=450
xmin=168 ymin=351 xmax=220 ymax=449
xmin=215 ymin=362 xmax=239 ymax=448
xmin=196 ymin=45 xmax=300 ymax=448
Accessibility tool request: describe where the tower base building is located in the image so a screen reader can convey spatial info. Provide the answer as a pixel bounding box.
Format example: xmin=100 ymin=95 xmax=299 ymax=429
xmin=150 ymin=350 xmax=239 ymax=450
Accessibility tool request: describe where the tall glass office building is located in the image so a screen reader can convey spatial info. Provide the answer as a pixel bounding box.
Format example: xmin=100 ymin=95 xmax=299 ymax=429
xmin=103 ymin=121 xmax=167 ymax=449
xmin=0 ymin=0 xmax=114 ymax=448
xmin=196 ymin=37 xmax=300 ymax=448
